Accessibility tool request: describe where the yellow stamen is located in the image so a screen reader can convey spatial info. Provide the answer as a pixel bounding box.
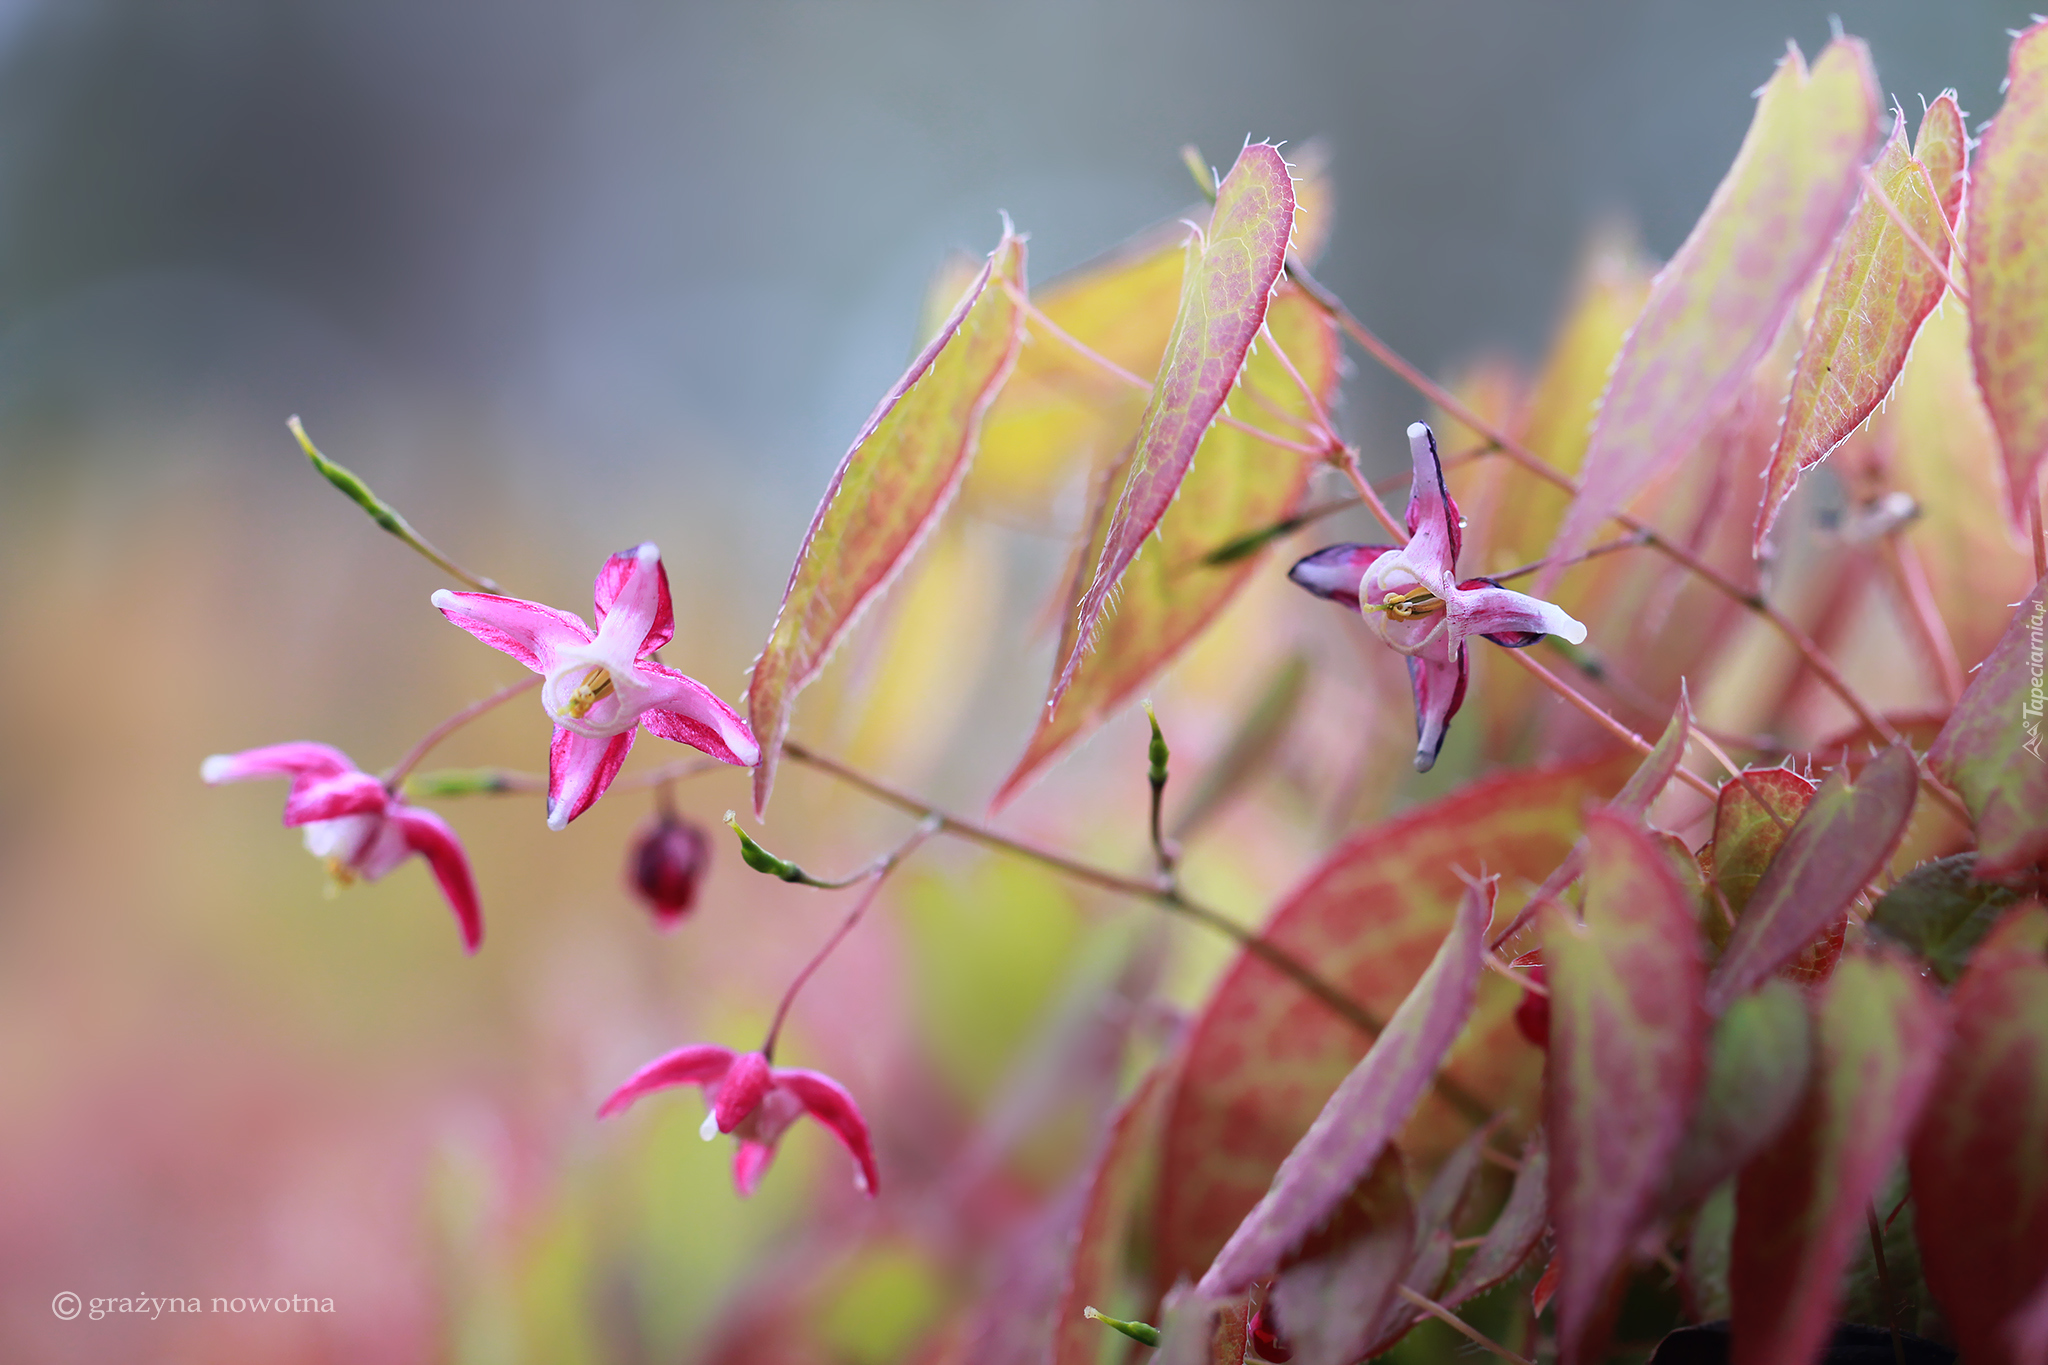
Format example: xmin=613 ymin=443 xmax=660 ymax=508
xmin=565 ymin=665 xmax=616 ymax=719
xmin=1368 ymin=586 xmax=1447 ymax=620
xmin=324 ymin=858 xmax=356 ymax=894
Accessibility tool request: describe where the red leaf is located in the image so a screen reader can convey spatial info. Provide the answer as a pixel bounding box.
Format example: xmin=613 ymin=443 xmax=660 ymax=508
xmin=748 ymin=229 xmax=1027 ymax=814
xmin=1156 ymin=756 xmax=1632 ymax=1289
xmin=1200 ymin=880 xmax=1490 ymax=1295
xmin=1730 ymin=954 xmax=1950 ymax=1365
xmin=1442 ymin=1128 xmax=1550 ymax=1308
xmin=1968 ymin=20 xmax=2048 ymax=524
xmin=1707 ymin=768 xmax=1818 ymax=926
xmin=1268 ymin=1148 xmax=1415 ymax=1365
xmin=1545 ymin=811 xmax=1709 ymax=1365
xmin=1910 ymin=906 xmax=2048 ymax=1365
xmin=1052 ymin=1066 xmax=1175 ymax=1365
xmin=1928 ymin=575 xmax=2048 ymax=879
xmin=1054 ymin=142 xmax=1297 ymax=705
xmin=1544 ymin=36 xmax=1880 ymax=587
xmin=1705 ymin=746 xmax=1918 ymax=1013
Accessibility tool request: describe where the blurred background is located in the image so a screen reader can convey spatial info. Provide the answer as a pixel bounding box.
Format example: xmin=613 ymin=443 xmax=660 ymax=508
xmin=0 ymin=2 xmax=2033 ymax=1361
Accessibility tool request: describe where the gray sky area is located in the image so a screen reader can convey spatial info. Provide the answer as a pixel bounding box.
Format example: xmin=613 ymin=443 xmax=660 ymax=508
xmin=0 ymin=1 xmax=2030 ymax=530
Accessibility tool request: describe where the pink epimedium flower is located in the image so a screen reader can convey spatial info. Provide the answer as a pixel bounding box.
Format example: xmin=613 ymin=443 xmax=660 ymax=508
xmin=1290 ymin=422 xmax=1587 ymax=773
xmin=199 ymin=742 xmax=484 ymax=952
xmin=598 ymin=1044 xmax=879 ymax=1198
xmin=432 ymin=543 xmax=760 ymax=830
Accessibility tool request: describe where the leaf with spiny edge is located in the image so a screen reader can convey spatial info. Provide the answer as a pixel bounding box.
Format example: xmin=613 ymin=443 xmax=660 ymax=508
xmin=748 ymin=227 xmax=1027 ymax=815
xmin=1928 ymin=575 xmax=2048 ymax=880
xmin=1544 ymin=36 xmax=1880 ymax=590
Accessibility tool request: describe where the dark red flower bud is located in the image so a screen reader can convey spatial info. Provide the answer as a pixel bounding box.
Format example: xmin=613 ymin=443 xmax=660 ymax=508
xmin=1249 ymin=1304 xmax=1292 ymax=1362
xmin=630 ymin=812 xmax=710 ymax=927
xmin=1511 ymin=952 xmax=1549 ymax=1050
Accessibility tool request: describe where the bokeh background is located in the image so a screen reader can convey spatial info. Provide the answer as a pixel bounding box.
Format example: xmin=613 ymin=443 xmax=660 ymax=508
xmin=0 ymin=2 xmax=2033 ymax=1361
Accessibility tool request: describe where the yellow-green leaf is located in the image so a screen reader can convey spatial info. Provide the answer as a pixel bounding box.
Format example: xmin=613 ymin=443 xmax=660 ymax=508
xmin=1969 ymin=20 xmax=2048 ymax=524
xmin=748 ymin=229 xmax=1027 ymax=814
xmin=1054 ymin=143 xmax=1298 ymax=705
xmin=1757 ymin=109 xmax=1959 ymax=550
xmin=996 ymin=285 xmax=1338 ymax=803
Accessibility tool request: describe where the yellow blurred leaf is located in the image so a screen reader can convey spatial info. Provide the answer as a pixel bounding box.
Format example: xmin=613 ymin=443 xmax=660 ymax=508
xmin=1967 ymin=19 xmax=2048 ymax=523
xmin=998 ymin=284 xmax=1339 ymax=803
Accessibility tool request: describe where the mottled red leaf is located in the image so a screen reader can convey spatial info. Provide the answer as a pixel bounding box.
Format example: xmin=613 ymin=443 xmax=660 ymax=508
xmin=1707 ymin=768 xmax=1819 ymax=929
xmin=748 ymin=229 xmax=1027 ymax=813
xmin=1731 ymin=954 xmax=1949 ymax=1365
xmin=1757 ymin=105 xmax=1962 ymax=551
xmin=1157 ymin=756 xmax=1631 ymax=1290
xmin=1546 ymin=811 xmax=1709 ymax=1365
xmin=1544 ymin=37 xmax=1880 ymax=587
xmin=1054 ymin=142 xmax=1296 ymax=704
xmin=1969 ymin=20 xmax=2048 ymax=523
xmin=1910 ymin=906 xmax=2048 ymax=1365
xmin=1269 ymin=1149 xmax=1415 ymax=1365
xmin=1201 ymin=880 xmax=1489 ymax=1295
xmin=1705 ymin=746 xmax=1918 ymax=1013
xmin=1928 ymin=575 xmax=2048 ymax=879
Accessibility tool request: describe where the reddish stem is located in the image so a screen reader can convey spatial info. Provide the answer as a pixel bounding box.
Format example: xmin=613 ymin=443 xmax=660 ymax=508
xmin=382 ymin=676 xmax=540 ymax=790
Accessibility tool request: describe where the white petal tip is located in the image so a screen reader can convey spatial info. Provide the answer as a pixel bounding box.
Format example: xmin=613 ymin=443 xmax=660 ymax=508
xmin=1413 ymin=751 xmax=1436 ymax=773
xmin=699 ymin=1111 xmax=720 ymax=1142
xmin=429 ymin=589 xmax=458 ymax=610
xmin=199 ymin=755 xmax=232 ymax=783
xmin=1556 ymin=617 xmax=1589 ymax=645
xmin=1406 ymin=421 xmax=1430 ymax=440
xmin=545 ymin=807 xmax=568 ymax=832
xmin=636 ymin=542 xmax=660 ymax=565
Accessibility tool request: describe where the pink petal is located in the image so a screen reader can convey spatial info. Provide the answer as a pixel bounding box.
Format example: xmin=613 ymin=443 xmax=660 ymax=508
xmin=779 ymin=1067 xmax=881 ymax=1196
xmin=546 ymin=727 xmax=636 ymax=831
xmin=1402 ymin=422 xmax=1461 ymax=572
xmin=596 ymin=1044 xmax=739 ymax=1119
xmin=281 ymin=769 xmax=390 ymax=826
xmin=591 ymin=542 xmax=675 ymax=655
xmin=431 ymin=590 xmax=591 ymax=672
xmin=637 ymin=662 xmax=761 ymax=766
xmin=1287 ymin=543 xmax=1397 ymax=610
xmin=389 ymin=803 xmax=484 ymax=954
xmin=200 ymin=741 xmax=358 ymax=785
xmin=1451 ymin=577 xmax=1588 ymax=647
xmin=713 ymin=1052 xmax=774 ymax=1132
xmin=732 ymin=1141 xmax=777 ymax=1197
xmin=1406 ymin=640 xmax=1469 ymax=774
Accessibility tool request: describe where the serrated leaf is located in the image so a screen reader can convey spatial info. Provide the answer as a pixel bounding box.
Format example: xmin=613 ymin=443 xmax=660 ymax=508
xmin=1201 ymin=881 xmax=1489 ymax=1296
xmin=1705 ymin=746 xmax=1919 ymax=1013
xmin=1969 ymin=20 xmax=2048 ymax=524
xmin=1757 ymin=107 xmax=1961 ymax=551
xmin=1544 ymin=37 xmax=1880 ymax=587
xmin=1928 ymin=575 xmax=2048 ymax=879
xmin=1731 ymin=954 xmax=1949 ymax=1365
xmin=966 ymin=230 xmax=1185 ymax=515
xmin=1156 ymin=756 xmax=1631 ymax=1290
xmin=1546 ymin=811 xmax=1709 ymax=1365
xmin=1663 ymin=979 xmax=1812 ymax=1212
xmin=1868 ymin=852 xmax=2028 ymax=983
xmin=1442 ymin=1129 xmax=1550 ymax=1308
xmin=1909 ymin=906 xmax=2048 ymax=1365
xmin=998 ymin=284 xmax=1339 ymax=803
xmin=749 ymin=229 xmax=1027 ymax=814
xmin=1708 ymin=768 xmax=1818 ymax=928
xmin=1916 ymin=91 xmax=1968 ymax=223
xmin=1052 ymin=1065 xmax=1173 ymax=1365
xmin=1269 ymin=1148 xmax=1415 ymax=1365
xmin=1053 ymin=143 xmax=1297 ymax=705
